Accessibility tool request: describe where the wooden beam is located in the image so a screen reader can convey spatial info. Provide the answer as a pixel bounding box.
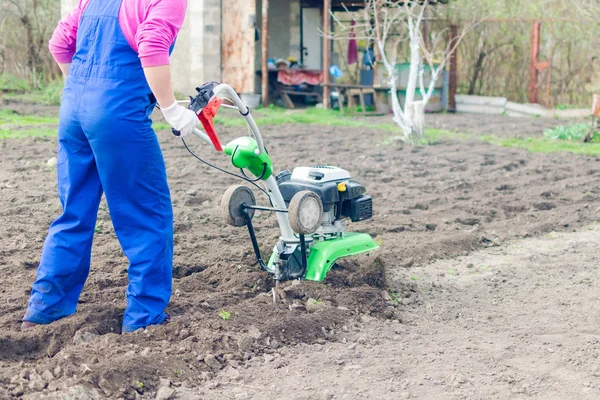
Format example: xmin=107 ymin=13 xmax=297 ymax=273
xmin=261 ymin=0 xmax=270 ymax=107
xmin=323 ymin=0 xmax=332 ymax=109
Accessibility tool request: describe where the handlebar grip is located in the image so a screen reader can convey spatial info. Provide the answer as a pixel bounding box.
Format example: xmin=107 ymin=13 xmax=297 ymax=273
xmin=172 ymin=128 xmax=181 ymax=137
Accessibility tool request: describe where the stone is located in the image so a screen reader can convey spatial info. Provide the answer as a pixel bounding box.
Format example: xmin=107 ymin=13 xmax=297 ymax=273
xmin=19 ymin=369 xmax=29 ymax=379
xmin=141 ymin=347 xmax=151 ymax=357
xmin=204 ymin=354 xmax=221 ymax=371
xmin=53 ymin=366 xmax=62 ymax=378
xmin=47 ymin=157 xmax=57 ymax=167
xmin=155 ymin=386 xmax=175 ymax=400
xmin=270 ymin=339 xmax=280 ymax=350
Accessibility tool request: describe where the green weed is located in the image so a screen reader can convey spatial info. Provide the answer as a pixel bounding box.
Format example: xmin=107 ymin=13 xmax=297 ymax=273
xmin=218 ymin=310 xmax=231 ymax=320
xmin=388 ymin=290 xmax=402 ymax=303
xmin=543 ymin=123 xmax=597 ymax=142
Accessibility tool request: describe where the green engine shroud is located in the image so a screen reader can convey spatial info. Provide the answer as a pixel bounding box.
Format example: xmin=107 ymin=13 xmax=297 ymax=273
xmin=224 ymin=137 xmax=273 ymax=180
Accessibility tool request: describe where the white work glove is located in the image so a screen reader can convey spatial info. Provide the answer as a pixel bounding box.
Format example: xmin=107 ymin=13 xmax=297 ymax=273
xmin=161 ymin=101 xmax=199 ymax=137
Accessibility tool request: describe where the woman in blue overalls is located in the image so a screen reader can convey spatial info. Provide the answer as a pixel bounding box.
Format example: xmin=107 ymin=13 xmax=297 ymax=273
xmin=22 ymin=0 xmax=198 ymax=332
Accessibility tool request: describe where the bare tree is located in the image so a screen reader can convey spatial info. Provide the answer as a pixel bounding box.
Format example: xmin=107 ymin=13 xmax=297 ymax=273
xmin=570 ymin=0 xmax=597 ymax=16
xmin=332 ymin=0 xmax=475 ymax=143
xmin=0 ymin=0 xmax=60 ymax=87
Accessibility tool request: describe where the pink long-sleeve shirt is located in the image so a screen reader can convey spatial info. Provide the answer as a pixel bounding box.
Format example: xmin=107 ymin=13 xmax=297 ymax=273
xmin=49 ymin=0 xmax=187 ymax=68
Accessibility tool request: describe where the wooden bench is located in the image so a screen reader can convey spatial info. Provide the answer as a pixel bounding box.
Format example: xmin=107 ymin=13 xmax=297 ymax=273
xmin=322 ymin=83 xmax=385 ymax=115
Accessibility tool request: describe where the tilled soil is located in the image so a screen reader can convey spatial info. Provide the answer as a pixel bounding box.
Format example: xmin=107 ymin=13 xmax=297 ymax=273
xmin=1 ymin=107 xmax=600 ymax=399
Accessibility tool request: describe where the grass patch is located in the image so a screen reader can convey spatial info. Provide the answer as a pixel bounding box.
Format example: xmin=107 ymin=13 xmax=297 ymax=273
xmin=152 ymin=122 xmax=171 ymax=131
xmin=0 ymin=109 xmax=59 ymax=126
xmin=0 ymin=127 xmax=56 ymax=139
xmin=2 ymin=80 xmax=64 ymax=106
xmin=481 ymin=135 xmax=600 ymax=156
xmin=0 ymin=74 xmax=30 ymax=92
xmin=2 ymin=103 xmax=600 ymax=158
xmin=214 ymin=106 xmax=398 ymax=132
xmin=425 ymin=128 xmax=600 ymax=156
xmin=555 ymin=103 xmax=582 ymax=110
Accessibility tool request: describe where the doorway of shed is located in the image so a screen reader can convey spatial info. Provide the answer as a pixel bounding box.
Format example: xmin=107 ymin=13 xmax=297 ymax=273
xmin=301 ymin=7 xmax=323 ymax=70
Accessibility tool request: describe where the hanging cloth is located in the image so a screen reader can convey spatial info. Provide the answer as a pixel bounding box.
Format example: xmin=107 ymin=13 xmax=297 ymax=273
xmin=348 ymin=20 xmax=358 ymax=65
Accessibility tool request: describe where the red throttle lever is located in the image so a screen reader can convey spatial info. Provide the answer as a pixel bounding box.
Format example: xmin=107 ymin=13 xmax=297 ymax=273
xmin=198 ymin=97 xmax=223 ymax=151
xmin=172 ymin=82 xmax=223 ymax=152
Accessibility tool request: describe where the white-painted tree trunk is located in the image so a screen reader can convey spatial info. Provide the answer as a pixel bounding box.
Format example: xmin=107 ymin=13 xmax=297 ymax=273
xmin=379 ymin=9 xmax=431 ymax=143
xmin=404 ymin=16 xmax=421 ymax=115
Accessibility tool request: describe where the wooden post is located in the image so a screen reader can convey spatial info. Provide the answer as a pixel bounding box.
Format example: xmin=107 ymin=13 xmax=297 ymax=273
xmin=583 ymin=94 xmax=600 ymax=142
xmin=448 ymin=25 xmax=458 ymax=112
xmin=323 ymin=0 xmax=331 ymax=109
xmin=528 ymin=21 xmax=550 ymax=105
xmin=261 ymin=0 xmax=270 ymax=107
xmin=528 ymin=21 xmax=540 ymax=104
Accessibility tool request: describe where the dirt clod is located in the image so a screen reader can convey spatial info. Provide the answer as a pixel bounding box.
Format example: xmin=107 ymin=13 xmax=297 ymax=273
xmin=204 ymin=354 xmax=221 ymax=371
xmin=237 ymin=336 xmax=253 ymax=353
xmin=27 ymin=372 xmax=46 ymax=391
xmin=41 ymin=369 xmax=54 ymax=382
xmin=155 ymin=386 xmax=175 ymax=400
xmin=73 ymin=331 xmax=97 ymax=345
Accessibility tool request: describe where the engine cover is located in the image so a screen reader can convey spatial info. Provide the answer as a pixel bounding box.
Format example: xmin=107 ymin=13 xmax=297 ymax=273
xmin=276 ymin=166 xmax=373 ymax=223
xmin=290 ymin=166 xmax=351 ymax=183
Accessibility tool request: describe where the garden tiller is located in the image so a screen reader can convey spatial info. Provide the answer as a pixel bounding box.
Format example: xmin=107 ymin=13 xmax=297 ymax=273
xmin=176 ymin=82 xmax=378 ymax=282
